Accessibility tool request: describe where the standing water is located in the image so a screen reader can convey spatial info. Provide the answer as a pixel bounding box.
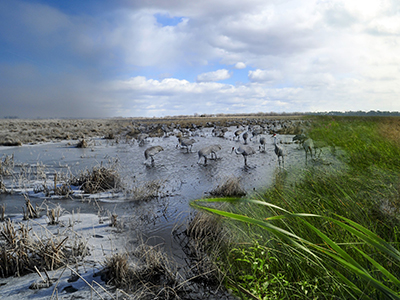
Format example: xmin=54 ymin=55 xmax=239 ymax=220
xmin=0 ymin=127 xmax=305 ymax=253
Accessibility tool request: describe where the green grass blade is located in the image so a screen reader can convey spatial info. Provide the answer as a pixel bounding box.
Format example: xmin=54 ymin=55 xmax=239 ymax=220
xmin=333 ymin=214 xmax=400 ymax=259
xmin=332 ymin=269 xmax=371 ymax=300
xmin=353 ymin=246 xmax=400 ymax=286
xmin=299 ymin=218 xmax=366 ymax=272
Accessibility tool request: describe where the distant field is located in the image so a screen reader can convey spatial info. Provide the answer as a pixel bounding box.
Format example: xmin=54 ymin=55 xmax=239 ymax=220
xmin=0 ymin=114 xmax=306 ymax=146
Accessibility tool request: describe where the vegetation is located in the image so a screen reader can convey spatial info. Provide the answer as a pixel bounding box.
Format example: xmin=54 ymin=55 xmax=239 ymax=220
xmin=0 ymin=218 xmax=88 ymax=278
xmin=209 ymin=176 xmax=246 ymax=197
xmin=69 ymin=163 xmax=122 ymax=194
xmin=192 ymin=116 xmax=400 ymax=299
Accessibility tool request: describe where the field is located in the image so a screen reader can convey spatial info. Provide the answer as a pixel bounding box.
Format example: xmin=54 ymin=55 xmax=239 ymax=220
xmin=0 ymin=114 xmax=303 ymax=146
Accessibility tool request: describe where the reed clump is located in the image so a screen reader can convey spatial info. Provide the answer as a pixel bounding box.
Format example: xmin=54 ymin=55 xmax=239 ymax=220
xmin=0 ymin=181 xmax=5 ymax=194
xmin=209 ymin=176 xmax=246 ymax=197
xmin=69 ymin=164 xmax=121 ymax=194
xmin=0 ymin=154 xmax=14 ymax=176
xmin=76 ymin=138 xmax=88 ymax=148
xmin=128 ymin=179 xmax=166 ymax=201
xmin=104 ymin=244 xmax=179 ymax=299
xmin=34 ymin=173 xmax=72 ymax=197
xmin=46 ymin=204 xmax=63 ymax=225
xmin=23 ymin=198 xmax=41 ymax=220
xmin=0 ymin=219 xmax=88 ymax=278
xmin=182 ymin=211 xmax=228 ymax=286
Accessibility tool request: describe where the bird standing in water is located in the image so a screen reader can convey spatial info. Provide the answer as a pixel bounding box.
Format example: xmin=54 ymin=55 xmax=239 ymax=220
xmin=293 ymin=134 xmax=314 ymax=164
xmin=198 ymin=144 xmax=222 ymax=165
xmin=144 ymin=145 xmax=164 ymax=165
xmin=259 ymin=136 xmax=267 ymax=152
xmin=273 ymin=134 xmax=284 ymax=168
xmin=177 ymin=137 xmax=196 ymax=152
xmin=232 ymin=145 xmax=256 ymax=167
xmin=242 ymin=131 xmax=249 ymax=144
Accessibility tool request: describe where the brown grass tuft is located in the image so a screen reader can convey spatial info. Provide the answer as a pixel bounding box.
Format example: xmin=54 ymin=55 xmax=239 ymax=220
xmin=76 ymin=138 xmax=88 ymax=148
xmin=0 ymin=204 xmax=5 ymax=222
xmin=0 ymin=220 xmax=88 ymax=278
xmin=182 ymin=211 xmax=228 ymax=287
xmin=209 ymin=176 xmax=246 ymax=197
xmin=0 ymin=154 xmax=14 ymax=176
xmin=69 ymin=164 xmax=121 ymax=194
xmin=23 ymin=197 xmax=41 ymax=220
xmin=103 ymin=243 xmax=179 ymax=298
xmin=128 ymin=179 xmax=166 ymax=201
xmin=378 ymin=117 xmax=400 ymax=149
xmin=104 ymin=253 xmax=132 ymax=289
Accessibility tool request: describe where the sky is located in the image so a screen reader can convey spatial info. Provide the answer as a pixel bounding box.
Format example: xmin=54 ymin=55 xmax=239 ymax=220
xmin=1 ymin=0 xmax=400 ymax=118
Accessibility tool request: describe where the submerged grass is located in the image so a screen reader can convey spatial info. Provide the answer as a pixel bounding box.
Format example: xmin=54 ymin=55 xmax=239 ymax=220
xmin=191 ymin=116 xmax=400 ymax=299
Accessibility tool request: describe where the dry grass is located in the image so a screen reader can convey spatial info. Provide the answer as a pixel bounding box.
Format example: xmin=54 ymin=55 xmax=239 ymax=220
xmin=103 ymin=243 xmax=179 ymax=299
xmin=209 ymin=176 xmax=246 ymax=197
xmin=0 ymin=219 xmax=88 ymax=278
xmin=76 ymin=138 xmax=89 ymax=148
xmin=46 ymin=204 xmax=63 ymax=225
xmin=128 ymin=179 xmax=166 ymax=201
xmin=104 ymin=253 xmax=132 ymax=290
xmin=377 ymin=117 xmax=400 ymax=148
xmin=34 ymin=173 xmax=73 ymax=197
xmin=69 ymin=163 xmax=121 ymax=194
xmin=182 ymin=211 xmax=228 ymax=286
xmin=23 ymin=197 xmax=41 ymax=220
xmin=0 ymin=181 xmax=5 ymax=194
xmin=0 ymin=119 xmax=120 ymax=145
xmin=0 ymin=204 xmax=5 ymax=222
xmin=0 ymin=154 xmax=14 ymax=176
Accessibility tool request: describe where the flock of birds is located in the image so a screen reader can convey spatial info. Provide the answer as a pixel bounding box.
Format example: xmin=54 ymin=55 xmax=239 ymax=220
xmin=142 ymin=125 xmax=323 ymax=169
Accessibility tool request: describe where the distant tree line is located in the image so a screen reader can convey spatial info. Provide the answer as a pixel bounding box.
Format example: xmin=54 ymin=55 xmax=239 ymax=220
xmin=309 ymin=110 xmax=400 ymax=117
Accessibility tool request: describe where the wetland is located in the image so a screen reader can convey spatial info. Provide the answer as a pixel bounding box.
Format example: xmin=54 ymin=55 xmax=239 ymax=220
xmin=1 ymin=115 xmax=324 ymax=299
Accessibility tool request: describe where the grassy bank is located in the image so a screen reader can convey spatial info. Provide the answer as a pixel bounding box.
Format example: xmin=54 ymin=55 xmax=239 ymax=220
xmin=192 ymin=116 xmax=400 ymax=299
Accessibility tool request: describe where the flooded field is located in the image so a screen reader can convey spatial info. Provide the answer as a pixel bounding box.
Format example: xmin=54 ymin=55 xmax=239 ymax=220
xmin=0 ymin=126 xmax=307 ymax=246
xmin=1 ymin=117 xmax=343 ymax=298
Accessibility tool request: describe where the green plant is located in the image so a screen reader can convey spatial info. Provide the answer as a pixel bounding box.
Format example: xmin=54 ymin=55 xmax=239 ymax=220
xmin=192 ymin=197 xmax=400 ymax=299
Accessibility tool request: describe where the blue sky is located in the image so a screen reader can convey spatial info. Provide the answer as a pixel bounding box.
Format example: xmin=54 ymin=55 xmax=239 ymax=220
xmin=1 ymin=0 xmax=400 ymax=118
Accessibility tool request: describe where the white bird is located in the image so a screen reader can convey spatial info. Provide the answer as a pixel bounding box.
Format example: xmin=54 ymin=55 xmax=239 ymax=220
xmin=232 ymin=145 xmax=256 ymax=166
xmin=198 ymin=144 xmax=222 ymax=165
xmin=144 ymin=146 xmax=164 ymax=164
xmin=273 ymin=134 xmax=284 ymax=167
xmin=177 ymin=137 xmax=196 ymax=152
xmin=259 ymin=136 xmax=267 ymax=152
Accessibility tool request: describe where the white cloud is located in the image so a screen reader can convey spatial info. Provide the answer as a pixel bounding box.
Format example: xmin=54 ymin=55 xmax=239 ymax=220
xmin=248 ymin=69 xmax=282 ymax=83
xmin=196 ymin=69 xmax=232 ymax=82
xmin=235 ymin=62 xmax=246 ymax=69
